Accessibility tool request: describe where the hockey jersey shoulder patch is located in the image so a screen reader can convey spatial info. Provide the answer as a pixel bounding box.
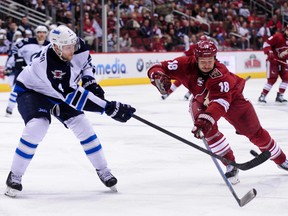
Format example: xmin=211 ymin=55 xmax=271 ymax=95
xmin=209 ymin=68 xmax=223 ymax=79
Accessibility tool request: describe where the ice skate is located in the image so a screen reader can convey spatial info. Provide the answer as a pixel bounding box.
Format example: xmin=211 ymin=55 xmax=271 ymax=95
xmin=225 ymin=165 xmax=240 ymax=185
xmin=97 ymin=168 xmax=118 ymax=192
xmin=184 ymin=92 xmax=191 ymax=100
xmin=278 ymin=160 xmax=288 ymax=171
xmin=275 ymin=92 xmax=287 ymax=103
xmin=5 ymin=107 xmax=13 ymax=117
xmin=258 ymin=93 xmax=267 ymax=103
xmin=5 ymin=171 xmax=23 ymax=197
xmin=161 ymin=94 xmax=169 ymax=100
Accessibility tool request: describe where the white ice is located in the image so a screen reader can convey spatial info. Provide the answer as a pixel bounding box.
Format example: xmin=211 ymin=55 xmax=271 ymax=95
xmin=0 ymin=78 xmax=287 ymax=216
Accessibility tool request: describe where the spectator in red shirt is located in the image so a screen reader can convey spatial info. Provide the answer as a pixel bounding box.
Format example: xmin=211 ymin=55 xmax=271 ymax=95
xmin=83 ymin=18 xmax=96 ymax=49
xmin=267 ymin=14 xmax=282 ymax=35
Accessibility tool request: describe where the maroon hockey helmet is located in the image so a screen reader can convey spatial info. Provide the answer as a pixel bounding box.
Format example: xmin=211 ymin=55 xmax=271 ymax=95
xmin=199 ymin=35 xmax=208 ymax=41
xmin=195 ymin=40 xmax=217 ymax=58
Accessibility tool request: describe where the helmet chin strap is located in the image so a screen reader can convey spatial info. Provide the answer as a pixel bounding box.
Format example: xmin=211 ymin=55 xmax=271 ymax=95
xmin=52 ymin=44 xmax=68 ymax=61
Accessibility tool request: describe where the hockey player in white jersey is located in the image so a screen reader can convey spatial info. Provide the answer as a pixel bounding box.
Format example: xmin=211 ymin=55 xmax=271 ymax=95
xmin=5 ymin=25 xmax=50 ymax=116
xmin=5 ymin=25 xmax=136 ymax=197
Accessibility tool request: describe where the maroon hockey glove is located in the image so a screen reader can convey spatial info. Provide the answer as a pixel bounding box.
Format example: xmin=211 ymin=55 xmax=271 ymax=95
xmin=150 ymin=71 xmax=171 ymax=95
xmin=192 ymin=113 xmax=215 ymax=139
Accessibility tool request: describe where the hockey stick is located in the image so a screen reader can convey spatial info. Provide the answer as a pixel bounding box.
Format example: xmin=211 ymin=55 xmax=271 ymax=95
xmin=131 ymin=114 xmax=271 ymax=171
xmin=245 ymin=75 xmax=251 ymax=81
xmin=250 ymin=150 xmax=260 ymax=157
xmin=201 ymin=135 xmax=257 ymax=207
xmin=275 ymin=59 xmax=288 ymax=66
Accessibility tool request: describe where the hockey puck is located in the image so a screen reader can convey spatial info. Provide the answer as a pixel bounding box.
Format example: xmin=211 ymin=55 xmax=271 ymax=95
xmin=250 ymin=150 xmax=259 ymax=157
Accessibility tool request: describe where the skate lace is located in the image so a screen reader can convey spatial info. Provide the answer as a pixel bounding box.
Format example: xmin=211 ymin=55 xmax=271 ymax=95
xmin=226 ymin=165 xmax=235 ymax=173
xmin=281 ymin=160 xmax=288 ymax=168
xmin=11 ymin=173 xmax=22 ymax=184
xmin=98 ymin=169 xmax=113 ymax=182
xmin=259 ymin=94 xmax=266 ymax=100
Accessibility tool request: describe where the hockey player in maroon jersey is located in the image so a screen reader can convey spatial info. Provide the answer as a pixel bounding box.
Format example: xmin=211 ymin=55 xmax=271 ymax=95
xmin=161 ymin=36 xmax=209 ymax=100
xmin=147 ymin=40 xmax=288 ymax=184
xmin=258 ymin=24 xmax=288 ymax=103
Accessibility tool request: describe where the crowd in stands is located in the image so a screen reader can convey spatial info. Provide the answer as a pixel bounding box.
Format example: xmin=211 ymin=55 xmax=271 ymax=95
xmin=0 ymin=0 xmax=288 ymax=54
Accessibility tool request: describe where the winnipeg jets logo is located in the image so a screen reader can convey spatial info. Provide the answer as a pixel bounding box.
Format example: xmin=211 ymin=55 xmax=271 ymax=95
xmin=52 ymin=70 xmax=66 ymax=79
xmin=197 ymin=77 xmax=204 ymax=86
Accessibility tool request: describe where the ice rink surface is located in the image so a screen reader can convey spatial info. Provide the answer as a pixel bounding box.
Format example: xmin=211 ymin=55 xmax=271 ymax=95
xmin=0 ymin=78 xmax=287 ymax=216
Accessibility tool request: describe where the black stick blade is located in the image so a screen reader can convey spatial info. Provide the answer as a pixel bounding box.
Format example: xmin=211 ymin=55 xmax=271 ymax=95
xmin=238 ymin=188 xmax=257 ymax=207
xmin=231 ymin=150 xmax=271 ymax=171
xmin=250 ymin=149 xmax=259 ymax=157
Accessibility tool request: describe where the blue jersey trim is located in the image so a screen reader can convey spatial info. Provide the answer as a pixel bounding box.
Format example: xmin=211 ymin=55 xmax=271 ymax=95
xmin=66 ymin=91 xmax=76 ymax=104
xmin=77 ymin=89 xmax=89 ymax=110
xmin=13 ymin=84 xmax=26 ymax=94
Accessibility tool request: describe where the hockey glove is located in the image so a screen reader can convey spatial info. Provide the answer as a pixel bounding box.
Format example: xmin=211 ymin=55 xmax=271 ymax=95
xmin=82 ymin=76 xmax=105 ymax=99
xmin=192 ymin=113 xmax=215 ymax=139
xmin=105 ymin=101 xmax=136 ymax=123
xmin=150 ymin=71 xmax=171 ymax=95
xmin=4 ymin=68 xmax=12 ymax=76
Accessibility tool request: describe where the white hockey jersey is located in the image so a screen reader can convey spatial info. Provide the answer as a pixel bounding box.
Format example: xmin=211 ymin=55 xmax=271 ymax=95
xmin=16 ymin=39 xmax=107 ymax=113
xmin=6 ymin=37 xmax=50 ymax=69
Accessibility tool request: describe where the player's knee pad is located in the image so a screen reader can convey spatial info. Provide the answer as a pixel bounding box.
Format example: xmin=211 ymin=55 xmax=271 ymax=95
xmin=65 ymin=114 xmax=95 ymax=140
xmin=22 ymin=118 xmax=50 ymax=144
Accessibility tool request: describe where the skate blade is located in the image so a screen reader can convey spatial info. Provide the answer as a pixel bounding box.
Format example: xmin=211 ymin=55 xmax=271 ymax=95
xmin=5 ymin=113 xmax=12 ymax=118
xmin=278 ymin=164 xmax=288 ymax=171
xmin=109 ymin=185 xmax=118 ymax=192
xmin=5 ymin=187 xmax=20 ymax=197
xmin=228 ymin=176 xmax=240 ymax=185
xmin=161 ymin=95 xmax=169 ymax=100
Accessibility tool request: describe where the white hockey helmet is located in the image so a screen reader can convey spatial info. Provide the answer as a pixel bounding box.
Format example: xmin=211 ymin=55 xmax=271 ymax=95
xmin=49 ymin=25 xmax=77 ymax=48
xmin=35 ymin=25 xmax=48 ymax=34
xmin=0 ymin=34 xmax=6 ymax=40
xmin=0 ymin=29 xmax=7 ymax=35
xmin=49 ymin=25 xmax=78 ymax=60
xmin=25 ymin=29 xmax=32 ymax=37
xmin=12 ymin=30 xmax=23 ymax=42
